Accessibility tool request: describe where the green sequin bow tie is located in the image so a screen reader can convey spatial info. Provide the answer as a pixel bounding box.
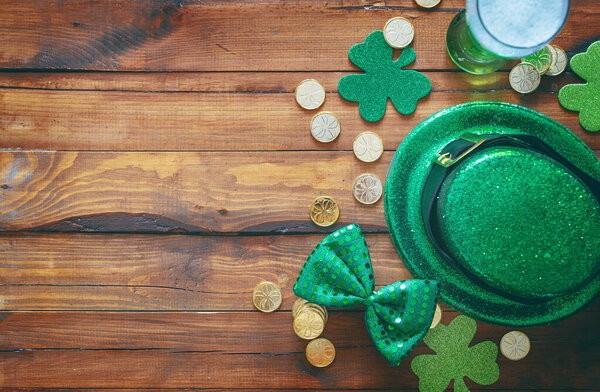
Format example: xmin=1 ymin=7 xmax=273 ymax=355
xmin=293 ymin=224 xmax=439 ymax=366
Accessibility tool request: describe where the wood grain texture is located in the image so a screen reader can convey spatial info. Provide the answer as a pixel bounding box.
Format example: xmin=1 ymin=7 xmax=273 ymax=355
xmin=0 ymin=232 xmax=408 ymax=310
xmin=0 ymin=151 xmax=394 ymax=233
xmin=2 ymin=0 xmax=600 ymax=390
xmin=2 ymin=151 xmax=600 ymax=234
xmin=0 ymin=69 xmax=581 ymax=92
xmin=1 ymin=232 xmax=599 ymax=312
xmin=2 ymin=390 xmax=597 ymax=392
xmin=0 ymin=310 xmax=597 ymax=390
xmin=1 ymin=390 xmax=597 ymax=392
xmin=1 ymin=72 xmax=598 ymax=151
xmin=1 ymin=310 xmax=597 ymax=351
xmin=0 ymin=1 xmax=598 ymax=71
xmin=0 ymin=335 xmax=597 ymax=389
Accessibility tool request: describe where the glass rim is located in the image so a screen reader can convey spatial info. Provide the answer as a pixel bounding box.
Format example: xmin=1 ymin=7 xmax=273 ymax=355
xmin=473 ymin=0 xmax=570 ymax=50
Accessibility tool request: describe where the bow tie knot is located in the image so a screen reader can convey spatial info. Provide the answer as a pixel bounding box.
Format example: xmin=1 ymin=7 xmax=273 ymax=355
xmin=363 ymin=292 xmax=378 ymax=308
xmin=294 ymin=224 xmax=439 ymax=366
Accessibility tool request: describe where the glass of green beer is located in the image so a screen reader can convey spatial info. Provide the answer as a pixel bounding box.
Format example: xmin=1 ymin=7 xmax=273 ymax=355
xmin=446 ymin=0 xmax=570 ymax=75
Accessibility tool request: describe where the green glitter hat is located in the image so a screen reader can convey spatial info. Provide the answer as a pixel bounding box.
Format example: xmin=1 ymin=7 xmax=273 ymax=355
xmin=384 ymin=102 xmax=600 ymax=327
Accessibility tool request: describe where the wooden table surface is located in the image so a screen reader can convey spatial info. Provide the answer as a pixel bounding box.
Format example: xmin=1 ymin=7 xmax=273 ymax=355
xmin=1 ymin=0 xmax=599 ymax=390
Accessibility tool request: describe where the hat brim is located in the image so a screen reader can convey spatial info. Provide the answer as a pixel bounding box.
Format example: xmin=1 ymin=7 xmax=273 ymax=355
xmin=384 ymin=102 xmax=600 ymax=327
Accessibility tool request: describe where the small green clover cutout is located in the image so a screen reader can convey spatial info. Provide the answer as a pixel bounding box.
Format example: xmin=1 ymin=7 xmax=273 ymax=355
xmin=338 ymin=30 xmax=431 ymax=122
xmin=558 ymin=40 xmax=600 ymax=131
xmin=411 ymin=315 xmax=499 ymax=392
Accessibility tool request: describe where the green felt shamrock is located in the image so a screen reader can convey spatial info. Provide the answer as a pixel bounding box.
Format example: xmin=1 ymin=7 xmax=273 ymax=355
xmin=338 ymin=30 xmax=431 ymax=122
xmin=411 ymin=315 xmax=499 ymax=392
xmin=558 ymin=40 xmax=600 ymax=131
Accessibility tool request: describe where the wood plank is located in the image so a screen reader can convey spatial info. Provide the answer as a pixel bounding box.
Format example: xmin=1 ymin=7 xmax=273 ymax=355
xmin=0 ymin=1 xmax=597 ymax=71
xmin=0 ymin=72 xmax=597 ymax=151
xmin=2 ymin=390 xmax=597 ymax=392
xmin=1 ymin=233 xmax=599 ymax=312
xmin=0 ymin=151 xmax=393 ymax=234
xmin=0 ymin=70 xmax=582 ymax=92
xmin=2 ymin=389 xmax=596 ymax=392
xmin=0 ymin=233 xmax=409 ymax=310
xmin=0 ymin=335 xmax=597 ymax=389
xmin=2 ymin=151 xmax=599 ymax=234
xmin=0 ymin=310 xmax=597 ymax=390
xmin=1 ymin=311 xmax=597 ymax=351
xmin=1 ymin=390 xmax=596 ymax=392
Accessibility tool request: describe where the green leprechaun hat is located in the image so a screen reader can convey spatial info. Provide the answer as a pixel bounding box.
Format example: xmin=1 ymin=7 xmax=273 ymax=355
xmin=385 ymin=102 xmax=600 ymax=327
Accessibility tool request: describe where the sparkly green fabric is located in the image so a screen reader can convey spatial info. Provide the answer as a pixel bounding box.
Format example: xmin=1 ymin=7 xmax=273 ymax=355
xmin=338 ymin=31 xmax=431 ymax=122
xmin=384 ymin=102 xmax=600 ymax=327
xmin=411 ymin=315 xmax=499 ymax=392
xmin=436 ymin=146 xmax=600 ymax=300
xmin=294 ymin=224 xmax=439 ymax=366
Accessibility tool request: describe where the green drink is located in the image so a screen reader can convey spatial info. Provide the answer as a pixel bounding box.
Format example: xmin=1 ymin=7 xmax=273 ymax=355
xmin=446 ymin=0 xmax=570 ymax=75
xmin=446 ymin=10 xmax=507 ymax=75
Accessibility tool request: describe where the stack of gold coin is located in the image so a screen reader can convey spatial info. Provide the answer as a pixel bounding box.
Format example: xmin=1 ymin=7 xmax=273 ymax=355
xmin=292 ymin=298 xmax=328 ymax=340
xmin=545 ymin=45 xmax=567 ymax=76
xmin=510 ymin=44 xmax=568 ymax=94
xmin=522 ymin=45 xmax=555 ymax=75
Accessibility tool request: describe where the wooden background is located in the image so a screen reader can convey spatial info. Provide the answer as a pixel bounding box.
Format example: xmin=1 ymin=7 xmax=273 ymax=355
xmin=0 ymin=0 xmax=599 ymax=390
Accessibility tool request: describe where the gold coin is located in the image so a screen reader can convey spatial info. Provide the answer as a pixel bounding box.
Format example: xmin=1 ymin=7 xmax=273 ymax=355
xmin=252 ymin=281 xmax=282 ymax=312
xmin=293 ymin=309 xmax=325 ymax=340
xmin=521 ymin=45 xmax=553 ymax=74
xmin=310 ymin=111 xmax=341 ymax=143
xmin=292 ymin=298 xmax=309 ymax=318
xmin=302 ymin=303 xmax=328 ymax=323
xmin=500 ymin=330 xmax=530 ymax=361
xmin=309 ymin=196 xmax=340 ymax=227
xmin=295 ymin=79 xmax=325 ymax=110
xmin=546 ymin=45 xmax=567 ymax=76
xmin=353 ymin=173 xmax=383 ymax=205
xmin=430 ymin=304 xmax=442 ymax=329
xmin=306 ymin=338 xmax=336 ymax=367
xmin=383 ymin=17 xmax=415 ymax=49
xmin=294 ymin=301 xmax=328 ymax=323
xmin=415 ymin=0 xmax=441 ymax=8
xmin=353 ymin=132 xmax=383 ymax=163
xmin=509 ymin=63 xmax=540 ymax=94
xmin=547 ymin=45 xmax=558 ymax=71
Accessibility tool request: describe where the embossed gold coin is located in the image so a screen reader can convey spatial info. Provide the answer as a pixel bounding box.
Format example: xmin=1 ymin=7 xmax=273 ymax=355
xmin=252 ymin=281 xmax=282 ymax=312
xmin=295 ymin=79 xmax=325 ymax=110
xmin=294 ymin=298 xmax=328 ymax=322
xmin=293 ymin=309 xmax=325 ymax=340
xmin=546 ymin=45 xmax=567 ymax=76
xmin=311 ymin=111 xmax=341 ymax=143
xmin=522 ymin=45 xmax=553 ymax=74
xmin=302 ymin=304 xmax=328 ymax=323
xmin=383 ymin=17 xmax=415 ymax=49
xmin=292 ymin=298 xmax=309 ymax=318
xmin=306 ymin=338 xmax=336 ymax=367
xmin=500 ymin=331 xmax=531 ymax=361
xmin=309 ymin=196 xmax=340 ymax=227
xmin=415 ymin=0 xmax=441 ymax=8
xmin=353 ymin=173 xmax=383 ymax=205
xmin=547 ymin=45 xmax=558 ymax=71
xmin=430 ymin=304 xmax=442 ymax=329
xmin=509 ymin=63 xmax=540 ymax=94
xmin=353 ymin=132 xmax=384 ymax=162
